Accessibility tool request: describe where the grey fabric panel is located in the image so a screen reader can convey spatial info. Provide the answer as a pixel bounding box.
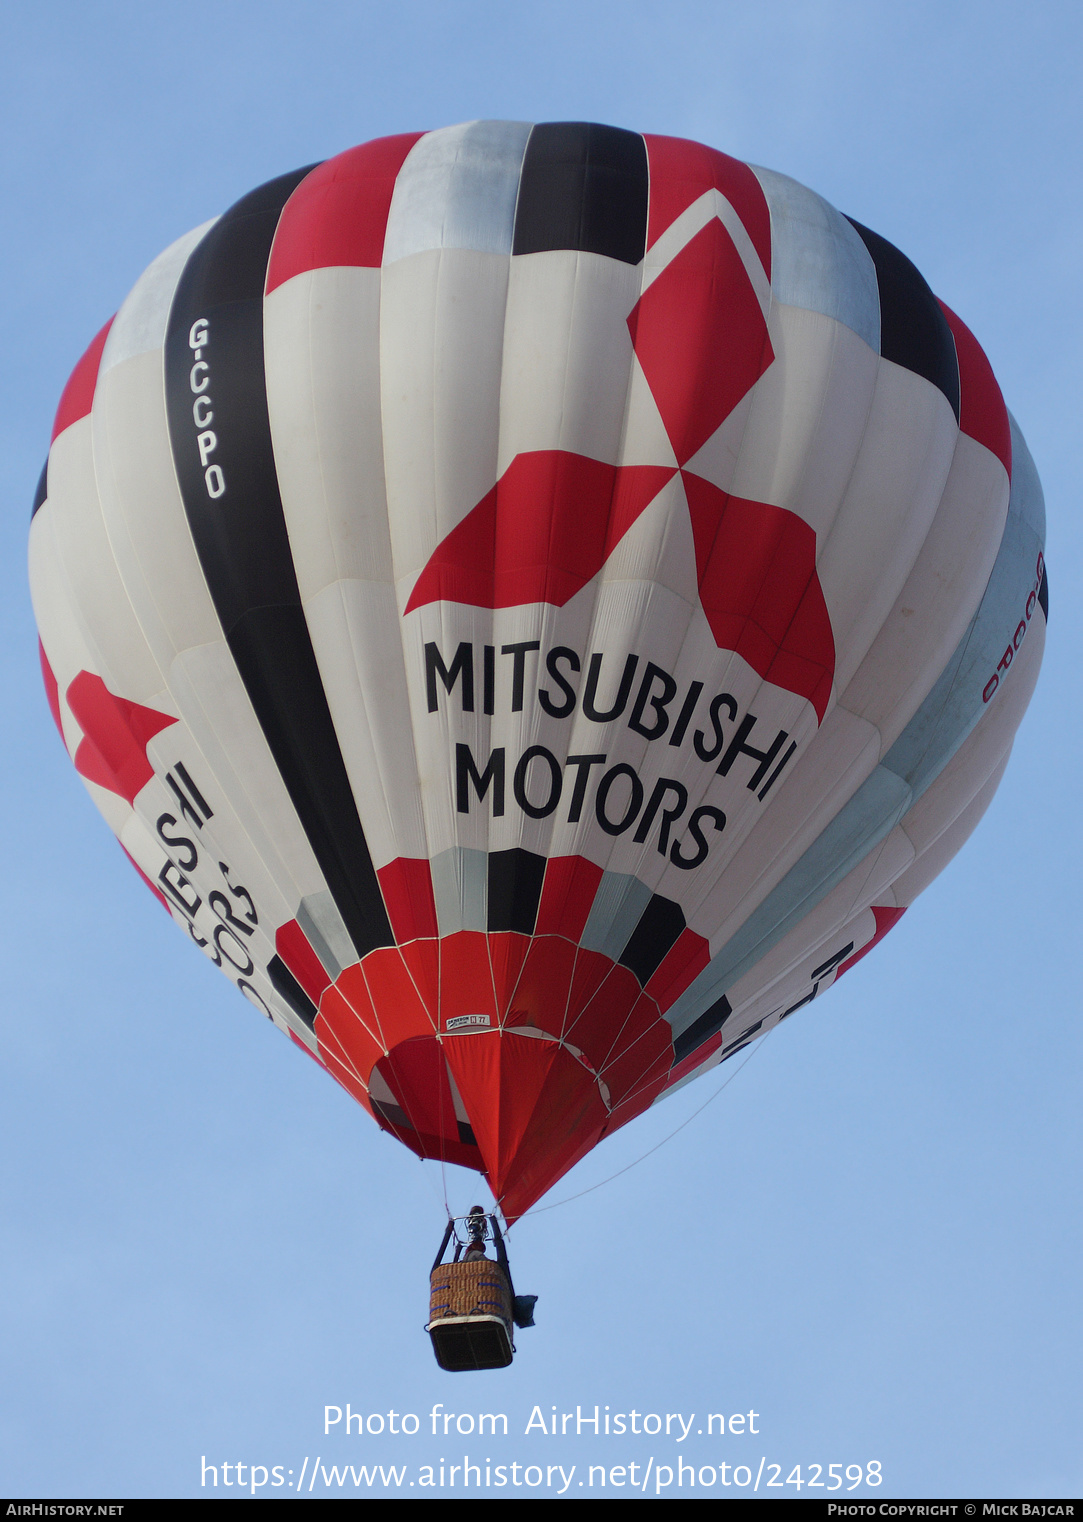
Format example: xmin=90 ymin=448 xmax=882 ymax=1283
xmin=579 ymin=870 xmax=654 ymax=960
xmin=296 ymin=892 xmax=350 ymax=979
xmin=1005 ymin=413 xmax=1046 ymax=543
xmin=430 ymin=846 xmax=488 ymax=934
xmin=665 ymin=766 xmax=912 ymax=1045
xmin=383 ymin=120 xmax=532 ymax=261
xmin=751 ymin=165 xmax=880 ymax=350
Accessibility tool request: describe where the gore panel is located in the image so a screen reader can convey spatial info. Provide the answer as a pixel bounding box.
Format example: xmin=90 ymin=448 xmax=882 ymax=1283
xmin=164 ymin=167 xmax=393 ymax=961
xmin=672 ymin=993 xmax=732 ymax=1064
xmin=268 ymin=953 xmax=319 ymax=1031
xmin=513 ymin=122 xmax=648 ymax=265
xmin=619 ymin=893 xmax=686 ymax=985
xmin=487 ymin=848 xmax=546 ymax=935
xmin=846 ymin=217 xmax=960 ymax=420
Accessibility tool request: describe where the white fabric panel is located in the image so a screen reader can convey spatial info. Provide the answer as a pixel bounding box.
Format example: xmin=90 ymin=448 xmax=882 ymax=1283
xmin=38 ymin=418 xmax=164 ymax=707
xmin=40 ymin=427 xmax=320 ymax=984
xmin=380 ymin=248 xmax=510 ymax=583
xmin=496 ymin=250 xmax=643 ymax=476
xmin=689 ymin=305 xmax=878 ymax=549
xmin=815 ymin=361 xmax=958 ymax=692
xmin=890 ymin=753 xmax=1009 ymax=906
xmin=92 ymin=352 xmax=225 ymax=660
xmin=31 ymin=421 xmax=318 ymax=1032
xmin=29 ymin=506 xmax=103 ymax=759
xmin=93 ymin=345 xmax=350 ymax=931
xmin=302 ymin=580 xmax=427 ymax=865
xmin=264 ymin=267 xmax=393 ymax=593
xmin=596 ymin=471 xmax=698 ymax=607
xmin=840 ymin=430 xmax=1010 ymax=747
xmin=264 ymin=264 xmax=427 ymax=866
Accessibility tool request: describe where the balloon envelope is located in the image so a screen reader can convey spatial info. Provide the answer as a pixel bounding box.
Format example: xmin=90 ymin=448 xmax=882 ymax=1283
xmin=30 ymin=122 xmax=1046 ymax=1220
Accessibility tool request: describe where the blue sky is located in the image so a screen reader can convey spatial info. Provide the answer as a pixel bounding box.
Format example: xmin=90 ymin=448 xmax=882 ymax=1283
xmin=1 ymin=0 xmax=1080 ymax=1499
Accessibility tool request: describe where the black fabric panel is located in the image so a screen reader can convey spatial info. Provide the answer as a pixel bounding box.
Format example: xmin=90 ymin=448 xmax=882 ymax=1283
xmin=846 ymin=217 xmax=960 ymax=420
xmin=31 ymin=458 xmax=48 ymax=519
xmin=1038 ymin=565 xmax=1049 ymax=622
xmin=267 ymin=953 xmax=318 ymax=1031
xmin=672 ymin=993 xmax=732 ymax=1064
xmin=164 ymin=167 xmax=394 ymax=963
xmin=513 ymin=122 xmax=648 ymax=266
xmin=619 ymin=893 xmax=685 ymax=985
xmin=487 ymin=848 xmax=546 ymax=935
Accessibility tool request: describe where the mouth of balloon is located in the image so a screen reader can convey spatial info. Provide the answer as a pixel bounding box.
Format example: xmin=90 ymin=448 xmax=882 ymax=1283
xmin=311 ymin=929 xmax=676 ymax=1220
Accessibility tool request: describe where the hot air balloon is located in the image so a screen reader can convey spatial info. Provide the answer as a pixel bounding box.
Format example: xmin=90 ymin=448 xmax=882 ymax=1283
xmin=30 ymin=121 xmax=1046 ymax=1256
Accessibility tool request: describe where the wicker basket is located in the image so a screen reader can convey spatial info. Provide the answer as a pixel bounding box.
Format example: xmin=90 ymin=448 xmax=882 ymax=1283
xmin=427 ymin=1258 xmax=515 ymax=1371
xmin=429 ymin=1259 xmax=513 ymax=1324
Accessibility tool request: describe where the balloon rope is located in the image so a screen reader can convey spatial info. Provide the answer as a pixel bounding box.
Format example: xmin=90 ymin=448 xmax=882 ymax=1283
xmin=513 ymin=1029 xmax=773 ymax=1220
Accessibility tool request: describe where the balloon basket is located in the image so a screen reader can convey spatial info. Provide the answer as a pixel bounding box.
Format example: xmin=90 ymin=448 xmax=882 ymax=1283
xmin=427 ymin=1260 xmax=515 ymax=1371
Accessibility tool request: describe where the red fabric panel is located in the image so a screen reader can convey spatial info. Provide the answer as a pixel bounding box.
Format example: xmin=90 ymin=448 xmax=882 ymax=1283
xmin=275 ymin=919 xmax=333 ymax=1004
xmin=444 ymin=1030 xmax=607 ymax=1220
xmin=488 ymin=931 xmax=531 ymax=1019
xmin=443 ymin=1029 xmax=559 ymax=1187
xmin=499 ymin=1098 xmax=608 ymax=1223
xmin=376 ymin=1038 xmax=479 ymax=1167
xmin=683 ymin=473 xmax=835 ymax=721
xmin=534 ymin=855 xmax=603 ymax=939
xmin=600 ymin=1066 xmax=671 ymax=1138
xmin=564 ymin=946 xmax=616 ymax=1037
xmin=120 ymin=844 xmax=170 ymax=912
xmin=265 ymin=133 xmax=424 ymax=292
xmin=562 ymin=958 xmax=645 ymax=1065
xmin=508 ymin=936 xmax=578 ymax=1039
xmin=645 ymin=926 xmax=710 ymax=1010
xmin=628 ymin=217 xmax=772 ymax=465
xmin=360 ymin=947 xmax=436 ymax=1046
xmin=436 ymin=931 xmax=497 ymax=1025
xmin=65 ymin=671 xmax=176 ymax=805
xmin=38 ymin=640 xmax=64 ymax=740
xmin=405 ymin=452 xmax=674 ymax=612
xmin=309 ymin=1029 xmax=377 ymax=1120
xmin=938 ymin=301 xmax=1012 ymax=478
xmin=398 ymin=938 xmax=441 ymax=1025
xmin=597 ymin=997 xmax=672 ymax=1100
xmin=51 ymin=318 xmax=114 ymax=441
xmin=321 ymin=964 xmax=389 ymax=1068
xmin=836 ymin=905 xmax=906 ymax=978
xmin=315 ymin=980 xmax=383 ymax=1087
xmin=376 ymin=856 xmax=438 ymax=942
xmin=644 ymin=133 xmax=772 ymax=276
